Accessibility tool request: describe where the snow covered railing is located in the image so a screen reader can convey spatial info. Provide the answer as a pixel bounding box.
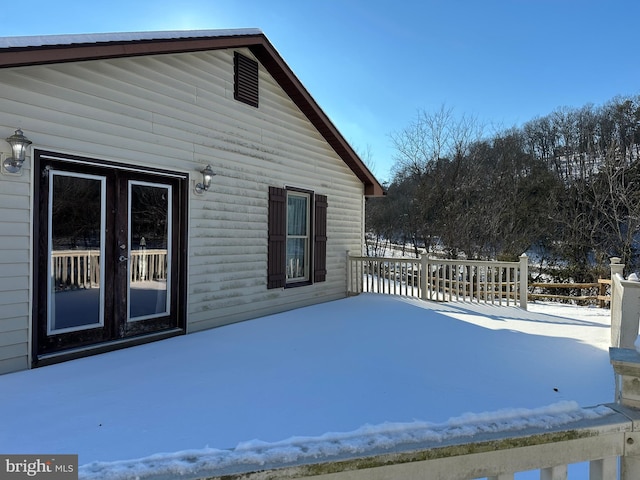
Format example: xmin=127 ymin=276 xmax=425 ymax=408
xmin=126 ymin=402 xmax=638 ymax=480
xmin=347 ymin=252 xmax=528 ymax=309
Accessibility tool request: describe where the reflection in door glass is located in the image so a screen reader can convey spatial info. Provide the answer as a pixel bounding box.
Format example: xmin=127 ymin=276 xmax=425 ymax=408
xmin=49 ymin=172 xmax=105 ymax=333
xmin=129 ymin=182 xmax=171 ymax=320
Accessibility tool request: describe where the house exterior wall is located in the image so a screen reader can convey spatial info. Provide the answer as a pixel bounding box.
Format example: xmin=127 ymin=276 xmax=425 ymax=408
xmin=0 ymin=47 xmax=365 ymax=374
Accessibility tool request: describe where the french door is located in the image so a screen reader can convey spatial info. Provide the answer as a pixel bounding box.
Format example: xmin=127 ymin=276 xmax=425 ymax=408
xmin=33 ymin=151 xmax=187 ymax=363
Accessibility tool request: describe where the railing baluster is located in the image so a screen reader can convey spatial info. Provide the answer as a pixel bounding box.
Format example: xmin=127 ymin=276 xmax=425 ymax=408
xmin=492 ymin=266 xmax=496 ymax=304
xmin=509 ymin=267 xmax=512 ymax=304
xmin=483 ymin=265 xmax=488 ymax=302
xmin=454 ymin=264 xmax=459 ymax=301
xmin=540 ymin=465 xmax=568 ymax=480
xmin=498 ymin=266 xmax=502 ymax=304
xmin=589 ymin=457 xmax=617 ymax=480
xmin=403 ymin=260 xmax=407 ymax=296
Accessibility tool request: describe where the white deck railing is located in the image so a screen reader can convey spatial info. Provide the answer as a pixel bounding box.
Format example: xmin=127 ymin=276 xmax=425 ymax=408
xmin=187 ymin=256 xmax=640 ymax=480
xmin=129 ymin=249 xmax=168 ymax=283
xmin=347 ymin=252 xmax=529 ymax=309
xmin=190 ymin=402 xmax=639 ymax=480
xmin=51 ymin=249 xmax=167 ymax=290
xmin=51 ymin=249 xmax=100 ymax=290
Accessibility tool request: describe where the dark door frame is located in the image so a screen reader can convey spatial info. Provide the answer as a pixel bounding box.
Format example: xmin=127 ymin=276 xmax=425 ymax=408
xmin=32 ymin=150 xmax=189 ymax=367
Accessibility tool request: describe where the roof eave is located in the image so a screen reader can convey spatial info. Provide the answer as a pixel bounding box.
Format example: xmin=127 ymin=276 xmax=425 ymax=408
xmin=0 ymin=33 xmax=265 ymax=68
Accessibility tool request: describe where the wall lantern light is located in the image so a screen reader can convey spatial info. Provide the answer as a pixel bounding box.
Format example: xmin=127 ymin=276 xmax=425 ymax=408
xmin=195 ymin=164 xmax=216 ymax=194
xmin=3 ymin=129 xmax=32 ymax=174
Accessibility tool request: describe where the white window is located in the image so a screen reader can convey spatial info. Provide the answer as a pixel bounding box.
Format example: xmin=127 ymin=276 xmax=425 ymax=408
xmin=286 ymin=191 xmax=310 ymax=282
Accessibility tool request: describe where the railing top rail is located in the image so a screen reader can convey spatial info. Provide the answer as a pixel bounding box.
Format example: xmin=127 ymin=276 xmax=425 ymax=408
xmin=51 ymin=249 xmax=101 ymax=257
xmin=52 ymin=248 xmax=167 ymax=256
xmin=423 ymin=257 xmax=521 ymax=267
xmin=615 ymin=276 xmax=640 ymax=289
xmin=348 ymin=254 xmax=522 ymax=268
xmin=348 ymin=255 xmax=420 ymax=262
xmin=189 ymin=404 xmax=631 ymax=480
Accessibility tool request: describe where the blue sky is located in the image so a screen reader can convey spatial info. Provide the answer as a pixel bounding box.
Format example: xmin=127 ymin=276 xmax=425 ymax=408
xmin=4 ymin=0 xmax=639 ymax=182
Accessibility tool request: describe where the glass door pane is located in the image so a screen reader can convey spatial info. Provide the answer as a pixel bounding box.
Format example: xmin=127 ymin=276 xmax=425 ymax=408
xmin=48 ymin=171 xmax=105 ymax=334
xmin=128 ymin=181 xmax=171 ymax=321
xmin=286 ymin=192 xmax=309 ymax=281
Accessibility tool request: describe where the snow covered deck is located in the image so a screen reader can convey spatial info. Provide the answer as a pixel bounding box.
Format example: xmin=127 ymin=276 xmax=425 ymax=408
xmin=0 ymin=294 xmax=615 ymax=478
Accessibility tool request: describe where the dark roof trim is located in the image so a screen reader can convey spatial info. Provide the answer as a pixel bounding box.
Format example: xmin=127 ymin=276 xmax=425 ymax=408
xmin=0 ymin=30 xmax=384 ymax=196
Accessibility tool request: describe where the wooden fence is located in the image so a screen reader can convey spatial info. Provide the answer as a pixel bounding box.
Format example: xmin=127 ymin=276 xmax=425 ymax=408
xmin=530 ymin=279 xmax=611 ymax=307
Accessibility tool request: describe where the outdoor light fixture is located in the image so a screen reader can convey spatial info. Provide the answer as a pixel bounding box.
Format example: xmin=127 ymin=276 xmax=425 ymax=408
xmin=195 ymin=164 xmax=216 ymax=193
xmin=3 ymin=129 xmax=32 ymax=174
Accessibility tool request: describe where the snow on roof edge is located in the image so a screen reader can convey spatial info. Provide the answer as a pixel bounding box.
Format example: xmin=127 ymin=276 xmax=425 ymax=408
xmin=0 ymin=29 xmax=264 ymax=49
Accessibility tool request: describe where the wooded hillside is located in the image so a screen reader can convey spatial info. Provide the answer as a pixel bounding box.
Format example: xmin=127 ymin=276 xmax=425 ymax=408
xmin=366 ymin=96 xmax=640 ymax=282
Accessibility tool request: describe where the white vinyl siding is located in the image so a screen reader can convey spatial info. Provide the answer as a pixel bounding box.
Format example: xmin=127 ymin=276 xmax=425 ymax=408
xmin=0 ymin=47 xmax=365 ymax=371
xmin=0 ymin=170 xmax=31 ymax=373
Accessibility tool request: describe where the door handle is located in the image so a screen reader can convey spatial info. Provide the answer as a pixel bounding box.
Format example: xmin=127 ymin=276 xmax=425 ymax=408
xmin=118 ymin=255 xmax=129 ymax=263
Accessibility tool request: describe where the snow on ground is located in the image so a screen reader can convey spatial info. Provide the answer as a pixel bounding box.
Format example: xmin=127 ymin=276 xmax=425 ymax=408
xmin=0 ymin=294 xmax=614 ymax=479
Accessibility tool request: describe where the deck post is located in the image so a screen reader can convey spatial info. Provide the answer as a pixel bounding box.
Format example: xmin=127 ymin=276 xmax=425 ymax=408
xmin=610 ymin=257 xmax=640 ymax=349
xmin=420 ymin=255 xmax=427 ymax=301
xmin=610 ymin=257 xmax=624 ymax=348
xmin=519 ymin=253 xmax=528 ymax=310
xmin=611 ymin=348 xmax=640 ymax=479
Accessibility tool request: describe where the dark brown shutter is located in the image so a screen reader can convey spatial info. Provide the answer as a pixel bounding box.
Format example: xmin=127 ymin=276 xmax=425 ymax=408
xmin=314 ymin=194 xmax=328 ymax=283
xmin=268 ymin=186 xmax=286 ymax=289
xmin=234 ymin=52 xmax=259 ymax=107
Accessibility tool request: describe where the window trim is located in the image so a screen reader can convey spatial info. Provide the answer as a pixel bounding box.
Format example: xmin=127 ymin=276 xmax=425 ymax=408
xmin=286 ymin=188 xmax=312 ymax=285
xmin=267 ymin=186 xmax=327 ymax=289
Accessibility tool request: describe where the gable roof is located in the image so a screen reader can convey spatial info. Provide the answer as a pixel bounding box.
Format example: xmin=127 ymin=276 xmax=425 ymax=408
xmin=0 ymin=29 xmax=384 ymax=196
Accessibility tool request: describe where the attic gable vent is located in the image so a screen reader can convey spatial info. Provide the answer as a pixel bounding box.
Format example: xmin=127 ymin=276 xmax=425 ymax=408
xmin=234 ymin=52 xmax=259 ymax=107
